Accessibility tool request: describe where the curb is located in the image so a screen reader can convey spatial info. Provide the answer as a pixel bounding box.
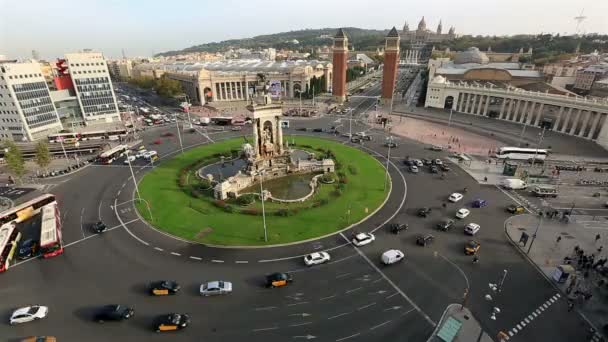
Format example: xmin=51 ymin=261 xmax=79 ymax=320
xmin=129 ymin=135 xmax=402 ymax=249
xmin=425 ymin=303 xmax=460 ymax=342
xmin=36 ymin=162 xmax=92 ymax=180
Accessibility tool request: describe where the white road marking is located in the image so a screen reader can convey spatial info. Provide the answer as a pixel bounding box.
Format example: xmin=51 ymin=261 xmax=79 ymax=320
xmin=385 ymin=292 xmax=399 ymax=299
xmin=113 ymin=198 xmax=150 ymax=246
xmin=97 ymin=199 xmax=103 ymax=221
xmin=370 ymin=320 xmax=392 ymax=330
xmin=61 ymin=218 xmax=141 ymax=248
xmin=287 ymin=302 xmax=309 ymax=307
xmin=357 ymin=302 xmax=376 ymax=311
xmin=346 ymin=287 xmax=362 ymax=294
xmin=154 ymin=247 xmax=164 ymax=252
xmin=509 ymin=331 xmax=514 ymax=336
xmin=320 ymin=295 xmax=336 ymax=301
xmin=512 ymin=327 xmax=518 ymax=333
xmin=533 ymin=312 xmax=538 ymax=317
xmin=254 ymin=307 xmax=277 ymax=311
xmin=211 ymin=259 xmax=224 ymax=263
xmin=372 ymin=277 xmax=383 ymax=283
xmin=328 ymin=312 xmax=352 ymax=320
xmin=335 ymin=333 xmax=360 ymax=341
xmin=235 ymin=260 xmax=249 ymax=264
xmin=516 ymin=324 xmax=522 ymax=330
xmin=524 ymin=318 xmax=530 ymax=324
xmin=189 ymin=256 xmax=202 ymax=261
xmin=520 ymin=321 xmax=526 ymax=327
xmin=336 ymin=273 xmax=352 ymax=279
xmin=117 ymin=189 xmax=121 ymax=196
xmin=289 ymin=322 xmax=313 ymax=327
xmin=535 ymin=309 xmax=541 ymax=314
xmin=170 ymin=252 xmax=181 ymax=256
xmin=79 ymin=207 xmax=86 ymax=239
xmin=556 ymin=293 xmax=561 ymax=298
xmin=253 ymin=327 xmax=279 ymax=332
xmin=528 ymin=315 xmax=534 ymax=321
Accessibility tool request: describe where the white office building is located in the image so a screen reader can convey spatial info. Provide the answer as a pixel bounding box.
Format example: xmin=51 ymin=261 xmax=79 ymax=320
xmin=0 ymin=62 xmax=63 ymax=141
xmin=64 ymin=52 xmax=120 ymax=125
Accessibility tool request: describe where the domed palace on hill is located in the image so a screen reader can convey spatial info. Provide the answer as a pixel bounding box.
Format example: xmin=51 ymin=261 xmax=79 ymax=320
xmin=401 ymin=17 xmax=456 ymax=49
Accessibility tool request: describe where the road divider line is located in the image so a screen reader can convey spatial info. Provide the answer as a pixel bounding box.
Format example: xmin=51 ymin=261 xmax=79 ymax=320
xmin=320 ymin=294 xmax=336 ymax=301
xmin=189 ymin=256 xmax=202 ymax=261
xmin=252 ymin=327 xmax=279 ymax=332
xmin=289 ymin=322 xmax=313 ymax=327
xmin=287 ymin=302 xmax=309 ymax=307
xmin=211 ymin=259 xmax=224 ymax=263
xmin=327 ymin=312 xmax=351 ymax=320
xmin=254 ymin=306 xmax=277 ymax=311
xmin=170 ymin=252 xmax=181 ymax=256
xmin=385 ymin=292 xmax=399 ymax=299
xmin=346 ymin=287 xmax=362 ymax=294
xmin=154 ymin=247 xmax=164 ymax=252
xmin=357 ymin=302 xmax=376 ymax=311
xmin=335 ymin=332 xmax=360 ymax=341
xmin=235 ymin=260 xmax=249 ymax=264
xmin=370 ymin=320 xmax=392 ymax=330
xmin=336 ymin=273 xmax=352 ymax=279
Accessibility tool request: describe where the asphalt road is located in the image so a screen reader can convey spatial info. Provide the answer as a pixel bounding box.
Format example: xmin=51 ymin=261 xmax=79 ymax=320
xmin=0 ymin=83 xmax=597 ymax=341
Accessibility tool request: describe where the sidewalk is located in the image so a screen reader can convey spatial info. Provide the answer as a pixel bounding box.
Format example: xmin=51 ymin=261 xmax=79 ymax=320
xmin=428 ymin=304 xmax=494 ymax=342
xmin=505 ymin=214 xmax=608 ymax=339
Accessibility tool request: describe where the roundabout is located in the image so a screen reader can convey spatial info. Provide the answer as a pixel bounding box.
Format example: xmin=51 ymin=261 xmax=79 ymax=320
xmin=134 ymin=136 xmax=389 ymax=246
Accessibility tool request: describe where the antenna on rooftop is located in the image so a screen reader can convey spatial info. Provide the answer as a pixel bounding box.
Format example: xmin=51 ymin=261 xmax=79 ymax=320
xmin=574 ymin=8 xmax=587 ymax=36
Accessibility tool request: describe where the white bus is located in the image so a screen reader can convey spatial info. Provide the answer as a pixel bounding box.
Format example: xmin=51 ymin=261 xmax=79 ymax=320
xmin=494 ymin=147 xmax=548 ymax=161
xmin=98 ymin=145 xmax=128 ymax=164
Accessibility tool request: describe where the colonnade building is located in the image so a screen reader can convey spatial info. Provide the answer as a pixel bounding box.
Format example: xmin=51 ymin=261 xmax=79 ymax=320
xmin=132 ymin=60 xmax=332 ymax=105
xmin=424 ymin=47 xmax=608 ymax=149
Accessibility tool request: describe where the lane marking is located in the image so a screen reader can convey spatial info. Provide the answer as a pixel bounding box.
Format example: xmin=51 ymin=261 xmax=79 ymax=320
xmin=336 ymin=273 xmax=352 ymax=279
xmin=289 ymin=322 xmax=313 ymax=327
xmin=211 ymin=259 xmax=225 ymax=263
xmin=346 ymin=287 xmax=362 ymax=294
xmin=335 ymin=333 xmax=360 ymax=341
xmin=154 ymin=247 xmax=164 ymax=252
xmin=372 ymin=277 xmax=383 ymax=283
xmin=189 ymin=256 xmax=202 ymax=261
xmin=254 ymin=306 xmax=277 ymax=311
xmin=385 ymin=292 xmax=399 ymax=299
xmin=62 ymin=218 xmax=141 ymax=248
xmin=170 ymin=252 xmax=181 ymax=256
xmin=370 ymin=320 xmax=392 ymax=330
xmin=113 ymin=198 xmax=150 ymax=246
xmin=328 ymin=312 xmax=352 ymax=320
xmin=287 ymin=302 xmax=309 ymax=307
xmin=516 ymin=324 xmax=522 ymax=330
xmin=79 ymin=207 xmax=86 ymax=239
xmin=235 ymin=260 xmax=249 ymax=264
xmin=342 ymin=232 xmax=436 ymax=327
xmin=253 ymin=327 xmax=279 ymax=332
xmin=357 ymin=302 xmax=376 ymax=311
xmin=320 ymin=295 xmax=336 ymax=301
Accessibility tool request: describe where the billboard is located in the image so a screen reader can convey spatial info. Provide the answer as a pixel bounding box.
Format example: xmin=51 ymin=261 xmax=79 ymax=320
xmin=269 ymin=81 xmax=282 ymax=99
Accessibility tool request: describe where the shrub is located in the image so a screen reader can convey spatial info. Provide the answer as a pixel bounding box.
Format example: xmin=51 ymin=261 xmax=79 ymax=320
xmin=223 ymin=204 xmax=234 ymax=213
xmin=199 ymin=179 xmax=212 ymax=190
xmin=243 ymin=208 xmax=261 ymax=216
xmin=320 ymin=173 xmax=336 ymax=183
xmin=331 ymin=188 xmax=342 ymax=197
xmin=347 ymin=165 xmax=358 ymax=175
xmin=213 ymin=200 xmax=227 ymax=208
xmin=337 ymin=171 xmax=346 ymax=178
xmin=236 ymin=194 xmax=256 ymax=206
xmin=276 ymin=208 xmax=290 ymax=217
xmin=339 ymin=176 xmax=348 ymax=184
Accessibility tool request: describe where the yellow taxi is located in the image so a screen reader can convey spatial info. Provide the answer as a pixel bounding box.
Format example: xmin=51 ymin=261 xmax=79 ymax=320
xmin=21 ymin=337 xmax=57 ymax=342
xmin=155 ymin=313 xmax=190 ymax=333
xmin=465 ymin=240 xmax=481 ymax=255
xmin=265 ymin=272 xmax=293 ymax=288
xmin=149 ymin=280 xmax=180 ymax=296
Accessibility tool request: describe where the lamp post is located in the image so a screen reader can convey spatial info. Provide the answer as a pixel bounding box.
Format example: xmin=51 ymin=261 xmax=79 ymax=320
xmin=518 ymin=117 xmax=528 ymax=147
xmin=384 ymin=131 xmax=392 ymax=192
xmin=349 ymin=108 xmax=353 ymax=140
xmin=497 ymin=269 xmax=508 ymax=293
xmin=125 ymin=150 xmax=141 ymax=200
xmin=175 ymin=118 xmax=184 ymax=154
xmin=530 ymin=126 xmax=546 ymax=167
xmin=526 ymin=213 xmax=543 ymax=254
xmin=259 ymin=170 xmax=268 ymax=242
xmin=448 ymin=108 xmax=454 ymax=127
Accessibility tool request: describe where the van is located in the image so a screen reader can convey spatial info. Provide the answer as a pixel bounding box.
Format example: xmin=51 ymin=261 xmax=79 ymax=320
xmin=381 ymin=249 xmax=404 ymax=265
xmin=502 ymin=179 xmax=527 ymax=190
xmin=532 ymin=185 xmax=558 ymax=198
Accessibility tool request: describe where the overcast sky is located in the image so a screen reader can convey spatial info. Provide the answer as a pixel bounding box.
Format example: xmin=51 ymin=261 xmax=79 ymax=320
xmin=1 ymin=0 xmax=607 ymax=60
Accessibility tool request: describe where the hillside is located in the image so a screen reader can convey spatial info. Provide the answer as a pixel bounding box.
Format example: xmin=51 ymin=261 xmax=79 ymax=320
xmin=157 ymin=27 xmax=387 ymax=56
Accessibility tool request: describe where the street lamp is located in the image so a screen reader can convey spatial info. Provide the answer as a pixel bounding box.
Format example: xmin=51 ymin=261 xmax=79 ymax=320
xmin=384 ymin=130 xmax=392 ymax=192
xmin=124 ymin=150 xmax=141 ymax=200
xmin=259 ymin=170 xmax=268 ymax=243
xmin=527 ymin=213 xmax=543 ymax=254
xmin=175 ymin=118 xmax=184 ymax=154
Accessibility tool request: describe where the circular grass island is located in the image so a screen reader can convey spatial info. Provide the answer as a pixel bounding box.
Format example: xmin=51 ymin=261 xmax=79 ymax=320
xmin=135 ymin=136 xmax=390 ymax=246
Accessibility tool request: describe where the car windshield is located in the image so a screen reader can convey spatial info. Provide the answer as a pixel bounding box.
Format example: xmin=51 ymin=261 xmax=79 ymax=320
xmin=467 ymin=241 xmax=478 ymax=248
xmin=27 ymin=306 xmax=39 ymax=314
xmin=161 ymin=281 xmax=172 ymax=288
xmin=356 ymin=234 xmax=368 ymax=241
xmin=170 ymin=314 xmax=181 ymax=324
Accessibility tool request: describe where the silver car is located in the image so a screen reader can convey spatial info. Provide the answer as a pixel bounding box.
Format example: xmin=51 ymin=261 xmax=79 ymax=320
xmin=199 ymin=281 xmax=233 ymax=296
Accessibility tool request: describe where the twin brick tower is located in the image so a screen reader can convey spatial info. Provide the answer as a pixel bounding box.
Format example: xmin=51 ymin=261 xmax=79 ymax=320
xmin=331 ymin=27 xmax=400 ymax=105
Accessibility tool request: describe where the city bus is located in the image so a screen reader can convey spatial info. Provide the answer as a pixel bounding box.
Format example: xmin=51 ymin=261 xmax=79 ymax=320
xmin=98 ymin=144 xmax=128 ymax=164
xmin=39 ymin=203 xmax=63 ymax=259
xmin=0 ymin=194 xmax=57 ymax=272
xmin=48 ymin=132 xmax=80 ymax=144
xmin=49 ymin=129 xmax=128 ymax=143
xmin=494 ymin=147 xmax=548 ymax=161
xmin=0 ymin=222 xmax=21 ymax=272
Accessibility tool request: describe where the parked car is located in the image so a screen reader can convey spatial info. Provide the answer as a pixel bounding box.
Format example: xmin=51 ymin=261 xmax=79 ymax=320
xmin=313 ymin=128 xmax=324 ymax=132
xmin=413 ymin=159 xmax=423 ymax=167
xmin=265 ymin=272 xmax=293 ymax=288
xmin=465 ymin=240 xmax=481 ymax=255
xmin=10 ymin=305 xmax=49 ymax=325
xmin=456 ymin=208 xmax=471 ymax=219
xmin=199 ymin=281 xmax=233 ymax=296
xmin=422 ymin=158 xmax=433 ymax=166
xmin=437 ymin=218 xmax=455 ymax=231
xmin=351 ymin=136 xmax=362 ymax=143
xmin=303 ymin=252 xmax=331 ymax=266
xmin=403 ymin=159 xmax=415 ymax=166
xmin=92 ymin=221 xmax=107 ymax=234
xmin=381 ymin=249 xmax=405 ymax=265
xmin=440 ymin=164 xmax=451 ymax=172
xmin=448 ymin=193 xmax=464 ymax=202
xmin=418 ymin=207 xmax=432 ymax=217
xmin=507 ymin=204 xmax=526 ymax=214
xmin=155 ymin=313 xmax=190 ymax=333
xmin=430 ymin=165 xmax=439 ymax=173
xmin=149 ymin=280 xmax=180 ymax=296
xmin=124 ymin=155 xmax=136 ymax=164
xmin=429 ymin=145 xmax=443 ymax=151
xmin=409 ymin=165 xmax=419 ymax=173
xmin=389 ymin=223 xmax=408 ymax=234
xmin=95 ymin=305 xmax=134 ymax=323
xmin=472 ymin=199 xmax=488 ymax=208
xmin=352 ymin=232 xmax=375 ymax=247
xmin=416 ymin=234 xmax=435 ymax=246
xmin=433 ymin=159 xmax=443 ymax=166
xmin=464 ymin=223 xmax=481 ymax=235
xmin=17 ymin=239 xmax=38 ymax=260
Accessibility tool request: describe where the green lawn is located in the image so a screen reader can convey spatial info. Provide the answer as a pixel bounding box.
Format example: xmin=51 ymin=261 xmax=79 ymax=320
xmin=135 ymin=136 xmax=389 ymax=246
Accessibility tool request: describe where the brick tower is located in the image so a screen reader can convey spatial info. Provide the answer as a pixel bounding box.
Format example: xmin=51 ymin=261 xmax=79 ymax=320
xmin=332 ymin=28 xmax=348 ymax=103
xmin=381 ymin=27 xmax=400 ymax=105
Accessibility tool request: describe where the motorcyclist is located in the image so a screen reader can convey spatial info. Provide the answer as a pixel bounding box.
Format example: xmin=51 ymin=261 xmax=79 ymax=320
xmin=473 ymin=255 xmax=479 ymax=263
xmin=463 ymin=187 xmax=468 ymax=193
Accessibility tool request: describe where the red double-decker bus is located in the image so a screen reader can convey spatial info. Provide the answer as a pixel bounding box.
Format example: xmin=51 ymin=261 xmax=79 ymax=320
xmin=0 ymin=194 xmax=59 ymax=272
xmin=39 ymin=202 xmax=63 ymax=259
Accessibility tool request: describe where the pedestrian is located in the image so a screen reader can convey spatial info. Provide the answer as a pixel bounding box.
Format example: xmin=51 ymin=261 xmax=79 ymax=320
xmin=598 ymin=246 xmax=604 ymax=253
xmin=567 ymin=301 xmax=574 ymax=312
xmin=556 ymin=236 xmax=562 ymax=243
xmin=596 ymin=234 xmax=601 ymax=243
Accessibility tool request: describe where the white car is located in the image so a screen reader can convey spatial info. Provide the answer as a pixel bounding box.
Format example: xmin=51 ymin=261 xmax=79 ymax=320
xmin=124 ymin=155 xmax=136 ymax=164
xmin=199 ymin=280 xmax=232 ymax=296
xmin=304 ymin=252 xmax=331 ymax=266
xmin=434 ymin=159 xmax=443 ymax=165
xmin=414 ymin=159 xmax=423 ymax=167
xmin=381 ymin=249 xmax=405 ymax=265
xmin=456 ymin=208 xmax=470 ymax=219
xmin=136 ymin=150 xmax=148 ymax=158
xmin=143 ymin=150 xmax=158 ymax=159
xmin=10 ymin=305 xmax=48 ymax=325
xmin=449 ymin=193 xmax=464 ymax=203
xmin=352 ymin=232 xmax=375 ymax=247
xmin=465 ymin=223 xmax=481 ymax=235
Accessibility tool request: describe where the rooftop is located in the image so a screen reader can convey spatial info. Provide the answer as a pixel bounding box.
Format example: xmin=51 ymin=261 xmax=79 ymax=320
xmin=133 ymin=59 xmax=331 ymax=75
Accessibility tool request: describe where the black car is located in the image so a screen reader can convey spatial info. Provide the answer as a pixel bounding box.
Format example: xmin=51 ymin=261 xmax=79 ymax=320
xmin=430 ymin=165 xmax=439 ymax=173
xmin=436 ymin=219 xmax=455 ymax=231
xmin=149 ymin=280 xmax=181 ymax=296
xmin=295 ymin=127 xmax=308 ymax=131
xmin=155 ymin=313 xmax=190 ymax=332
xmin=351 ymin=136 xmax=362 ymax=143
xmin=312 ymin=128 xmax=324 ymax=133
xmin=422 ymin=158 xmax=433 ymax=166
xmin=403 ymin=159 xmax=415 ymax=166
xmin=17 ymin=239 xmax=38 ymax=260
xmin=92 ymin=221 xmax=107 ymax=233
xmin=418 ymin=207 xmax=432 ymax=217
xmin=95 ymin=305 xmax=134 ymax=323
xmin=440 ymin=164 xmax=451 ymax=172
xmin=429 ymin=146 xmax=443 ymax=151
xmin=265 ymin=272 xmax=293 ymax=288
xmin=416 ymin=234 xmax=435 ymax=246
xmin=389 ymin=223 xmax=408 ymax=234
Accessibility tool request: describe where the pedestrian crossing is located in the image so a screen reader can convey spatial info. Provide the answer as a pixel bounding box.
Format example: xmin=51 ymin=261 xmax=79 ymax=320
xmin=500 ymin=293 xmax=561 ymax=341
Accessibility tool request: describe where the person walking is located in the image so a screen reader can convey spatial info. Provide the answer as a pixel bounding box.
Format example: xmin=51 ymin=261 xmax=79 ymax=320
xmin=556 ymin=236 xmax=562 ymax=243
xmin=567 ymin=301 xmax=574 ymax=312
xmin=596 ymin=234 xmax=601 ymax=243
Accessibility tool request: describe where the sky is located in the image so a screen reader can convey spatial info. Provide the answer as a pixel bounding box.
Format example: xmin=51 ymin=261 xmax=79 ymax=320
xmin=1 ymin=0 xmax=607 ymax=60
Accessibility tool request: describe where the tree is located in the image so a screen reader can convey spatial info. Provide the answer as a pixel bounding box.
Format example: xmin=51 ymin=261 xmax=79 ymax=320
xmin=2 ymin=140 xmax=25 ymax=183
xmin=34 ymin=141 xmax=51 ymax=173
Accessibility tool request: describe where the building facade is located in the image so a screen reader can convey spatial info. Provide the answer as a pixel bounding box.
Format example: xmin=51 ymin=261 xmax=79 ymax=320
xmin=381 ymin=27 xmax=400 ymax=103
xmin=133 ymin=59 xmax=332 ymax=106
xmin=573 ymin=64 xmax=608 ymax=92
xmin=402 ymin=17 xmax=456 ymax=49
xmin=0 ymin=62 xmax=63 ymax=141
xmin=64 ymin=52 xmax=120 ymax=125
xmin=108 ymin=59 xmax=133 ymax=80
xmin=332 ymin=28 xmax=348 ymax=103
